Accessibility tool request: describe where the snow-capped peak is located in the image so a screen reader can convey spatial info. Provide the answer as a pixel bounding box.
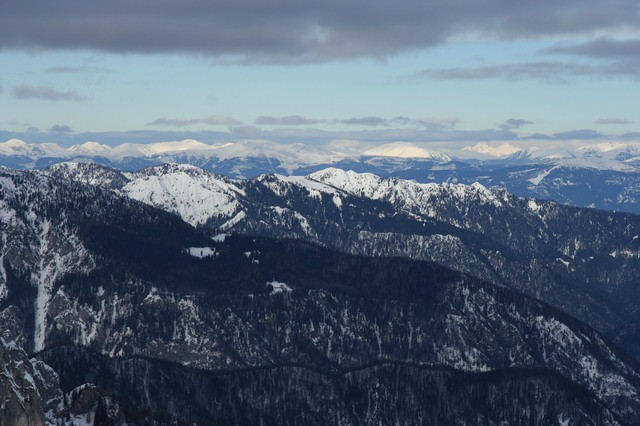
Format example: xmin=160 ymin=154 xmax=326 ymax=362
xmin=68 ymin=141 xmax=111 ymax=154
xmin=122 ymin=163 xmax=245 ymax=227
xmin=461 ymin=143 xmax=521 ymax=157
xmin=364 ymin=142 xmax=451 ymax=161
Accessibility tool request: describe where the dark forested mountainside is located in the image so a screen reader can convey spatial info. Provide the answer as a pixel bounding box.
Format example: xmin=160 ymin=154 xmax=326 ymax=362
xmin=47 ymin=163 xmax=640 ymax=344
xmin=40 ymin=346 xmax=622 ymax=426
xmin=2 ymin=164 xmax=640 ymax=424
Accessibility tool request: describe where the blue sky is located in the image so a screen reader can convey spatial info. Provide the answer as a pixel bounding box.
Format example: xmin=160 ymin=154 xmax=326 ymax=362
xmin=1 ymin=0 xmax=639 ymax=147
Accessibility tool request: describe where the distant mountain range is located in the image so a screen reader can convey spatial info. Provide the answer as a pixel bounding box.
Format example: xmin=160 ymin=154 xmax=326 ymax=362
xmin=4 ymin=138 xmax=640 ymax=214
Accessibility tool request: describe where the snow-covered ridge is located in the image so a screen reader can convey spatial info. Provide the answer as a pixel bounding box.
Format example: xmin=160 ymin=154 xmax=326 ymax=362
xmin=122 ymin=164 xmax=245 ymax=227
xmin=309 ymin=167 xmax=505 ymax=214
xmin=363 ymin=142 xmax=452 ymax=161
xmin=461 ymin=143 xmax=521 ymax=157
xmin=46 ymin=162 xmax=525 ymax=234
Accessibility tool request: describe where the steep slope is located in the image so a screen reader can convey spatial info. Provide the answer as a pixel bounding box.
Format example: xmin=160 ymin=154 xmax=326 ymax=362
xmin=0 ymin=338 xmax=62 ymax=425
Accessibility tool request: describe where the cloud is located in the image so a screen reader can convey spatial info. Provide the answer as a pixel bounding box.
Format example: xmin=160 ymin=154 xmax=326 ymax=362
xmin=255 ymin=115 xmax=325 ymax=125
xmin=11 ymin=85 xmax=88 ymax=101
xmin=417 ymin=62 xmax=588 ymax=82
xmin=415 ymin=116 xmax=460 ymax=130
xmin=253 ymin=115 xmax=461 ymax=129
xmin=500 ymin=118 xmax=534 ymax=130
xmin=6 ymin=120 xmax=31 ymax=127
xmin=553 ymin=129 xmax=604 ymax=140
xmin=49 ymin=124 xmax=74 ymax=133
xmin=45 ymin=65 xmax=110 ymax=73
xmin=594 ymin=118 xmax=634 ymax=125
xmin=621 ymin=132 xmax=640 ymax=139
xmin=416 ymin=60 xmax=640 ymax=82
xmin=337 ymin=117 xmax=389 ymax=126
xmin=547 ymin=37 xmax=640 ymax=60
xmin=147 ymin=115 xmax=243 ymax=127
xmin=526 ymin=133 xmax=555 ymax=140
xmin=1 ymin=0 xmax=639 ymax=63
xmin=369 ymin=116 xmax=460 ymax=130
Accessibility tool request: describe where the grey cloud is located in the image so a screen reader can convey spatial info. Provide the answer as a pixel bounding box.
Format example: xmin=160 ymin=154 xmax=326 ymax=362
xmin=228 ymin=126 xmax=265 ymax=138
xmin=46 ymin=65 xmax=110 ymax=73
xmin=371 ymin=116 xmax=460 ymax=130
xmin=255 ymin=115 xmax=460 ymax=129
xmin=49 ymin=124 xmax=74 ymax=133
xmin=1 ymin=0 xmax=639 ymax=63
xmin=147 ymin=115 xmax=243 ymax=126
xmin=594 ymin=118 xmax=634 ymax=125
xmin=553 ymin=129 xmax=604 ymax=140
xmin=6 ymin=120 xmax=31 ymax=127
xmin=416 ymin=117 xmax=460 ymax=130
xmin=621 ymin=132 xmax=640 ymax=139
xmin=526 ymin=133 xmax=555 ymax=140
xmin=547 ymin=38 xmax=640 ymax=59
xmin=417 ymin=60 xmax=640 ymax=82
xmin=229 ymin=125 xmax=519 ymax=143
xmin=500 ymin=118 xmax=534 ymax=130
xmin=338 ymin=117 xmax=389 ymax=126
xmin=11 ymin=84 xmax=88 ymax=101
xmin=255 ymin=115 xmax=325 ymax=125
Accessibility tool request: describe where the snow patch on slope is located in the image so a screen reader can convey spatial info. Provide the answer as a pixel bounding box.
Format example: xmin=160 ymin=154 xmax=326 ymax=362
xmin=267 ymin=281 xmax=292 ymax=294
xmin=123 ymin=164 xmax=244 ymax=227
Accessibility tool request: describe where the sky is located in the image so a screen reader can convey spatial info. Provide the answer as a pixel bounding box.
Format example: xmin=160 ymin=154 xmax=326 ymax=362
xmin=1 ymin=0 xmax=640 ymax=148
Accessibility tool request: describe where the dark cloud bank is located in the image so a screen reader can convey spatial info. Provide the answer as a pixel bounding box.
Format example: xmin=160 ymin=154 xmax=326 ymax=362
xmin=1 ymin=0 xmax=639 ymax=63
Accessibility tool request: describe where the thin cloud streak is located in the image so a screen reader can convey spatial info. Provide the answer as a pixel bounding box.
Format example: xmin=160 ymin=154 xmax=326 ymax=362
xmin=147 ymin=115 xmax=243 ymax=127
xmin=416 ymin=60 xmax=640 ymax=82
xmin=45 ymin=65 xmax=111 ymax=74
xmin=546 ymin=37 xmax=640 ymax=59
xmin=255 ymin=115 xmax=324 ymax=125
xmin=11 ymin=85 xmax=88 ymax=101
xmin=594 ymin=118 xmax=634 ymax=125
